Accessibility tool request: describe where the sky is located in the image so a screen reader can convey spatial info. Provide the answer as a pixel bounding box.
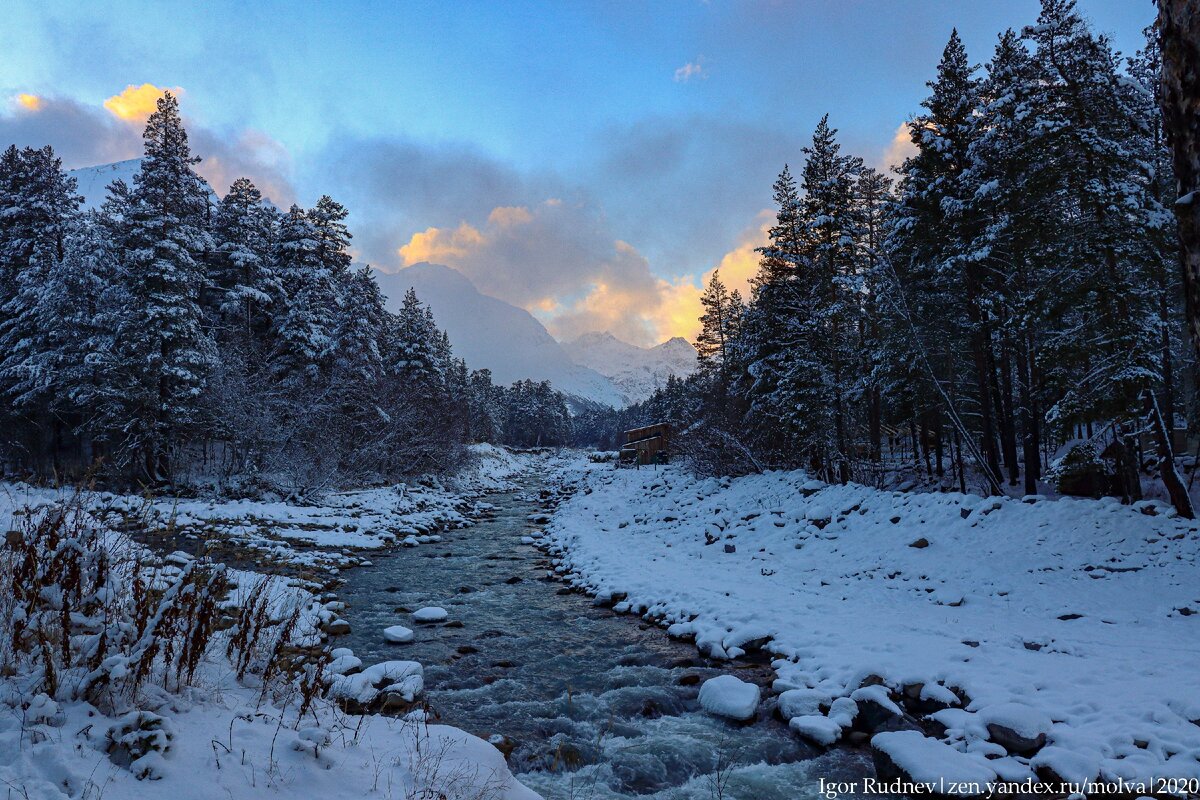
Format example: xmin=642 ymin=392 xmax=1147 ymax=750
xmin=0 ymin=0 xmax=1155 ymax=346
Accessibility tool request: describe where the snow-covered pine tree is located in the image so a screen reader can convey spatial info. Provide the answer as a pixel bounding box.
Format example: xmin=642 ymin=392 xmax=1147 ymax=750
xmin=0 ymin=146 xmax=84 ymax=470
xmin=270 ymin=204 xmax=341 ymax=388
xmin=965 ymin=28 xmax=1048 ymax=495
xmin=100 ymin=92 xmax=216 ymax=482
xmin=789 ymin=114 xmax=864 ymax=482
xmin=334 ymin=265 xmax=388 ymax=388
xmin=1021 ymin=0 xmax=1161 ymax=502
xmin=0 ymin=146 xmax=83 ymax=408
xmin=855 ymin=165 xmax=893 ymax=464
xmin=211 ymin=177 xmax=281 ymax=343
xmin=739 ymin=165 xmax=807 ymax=462
xmin=889 ymin=29 xmax=1004 ymax=494
xmin=308 ymin=195 xmax=353 ymax=281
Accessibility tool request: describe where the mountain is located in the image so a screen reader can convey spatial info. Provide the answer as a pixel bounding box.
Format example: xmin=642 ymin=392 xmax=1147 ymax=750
xmin=563 ymin=331 xmax=697 ymax=405
xmin=372 ymin=263 xmax=626 ymax=408
xmin=69 ymin=158 xmax=220 ymax=210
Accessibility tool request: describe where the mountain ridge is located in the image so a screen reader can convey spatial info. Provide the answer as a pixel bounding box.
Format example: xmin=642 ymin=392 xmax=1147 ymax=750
xmin=372 ymin=263 xmax=626 ymax=408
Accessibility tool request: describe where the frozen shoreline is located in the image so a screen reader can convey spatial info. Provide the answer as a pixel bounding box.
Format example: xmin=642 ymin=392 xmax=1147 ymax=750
xmin=542 ymin=460 xmax=1200 ymax=787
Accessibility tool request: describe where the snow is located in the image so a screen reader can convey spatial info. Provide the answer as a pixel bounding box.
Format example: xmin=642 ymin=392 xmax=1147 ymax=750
xmin=329 ymin=660 xmax=424 ymax=704
xmin=562 ymin=331 xmax=698 ymax=406
xmin=374 ymin=263 xmax=625 ymax=407
xmin=544 ymin=461 xmax=1200 ymax=783
xmin=872 ymin=730 xmax=997 ymax=786
xmin=789 ymin=714 xmax=842 ymax=745
xmin=383 ymin=624 xmax=415 ymax=643
xmin=979 ymin=702 xmax=1052 ymax=739
xmin=413 ymin=606 xmax=449 ymax=623
xmin=68 ymin=158 xmax=220 ymax=211
xmin=697 ymin=675 xmax=760 ymax=721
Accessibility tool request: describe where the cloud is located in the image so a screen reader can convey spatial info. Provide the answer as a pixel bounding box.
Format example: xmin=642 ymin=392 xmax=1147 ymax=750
xmin=0 ymin=88 xmax=294 ymax=206
xmin=103 ymin=83 xmax=183 ymax=122
xmin=706 ymin=211 xmax=771 ymax=299
xmin=319 ymin=121 xmax=795 ymax=347
xmin=0 ymin=93 xmax=141 ymax=166
xmin=487 ymin=205 xmax=533 ymax=226
xmin=398 ymin=221 xmax=486 ymax=265
xmin=673 ymin=58 xmax=708 ymax=82
xmin=878 ymin=121 xmax=917 ymax=174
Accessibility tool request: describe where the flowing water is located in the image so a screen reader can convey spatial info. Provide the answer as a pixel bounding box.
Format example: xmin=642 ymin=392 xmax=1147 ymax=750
xmin=338 ymin=476 xmax=873 ymax=799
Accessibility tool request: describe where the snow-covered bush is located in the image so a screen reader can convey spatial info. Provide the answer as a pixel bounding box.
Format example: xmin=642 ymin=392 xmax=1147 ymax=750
xmin=1047 ymin=442 xmax=1110 ymax=497
xmin=1 ymin=491 xmax=229 ymax=710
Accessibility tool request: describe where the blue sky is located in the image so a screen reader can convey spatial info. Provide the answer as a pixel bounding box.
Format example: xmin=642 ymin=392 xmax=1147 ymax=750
xmin=0 ymin=0 xmax=1156 ymax=344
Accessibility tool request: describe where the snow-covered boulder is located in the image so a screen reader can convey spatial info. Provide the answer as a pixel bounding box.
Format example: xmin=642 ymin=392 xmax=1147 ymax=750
xmin=980 ymin=703 xmax=1052 ymax=756
xmin=871 ymin=730 xmax=995 ymax=790
xmin=329 ymin=660 xmax=424 ymax=712
xmin=789 ymin=714 xmax=843 ymax=745
xmin=698 ymin=675 xmax=760 ymax=721
xmin=777 ymin=688 xmax=831 ymax=719
xmin=383 ymin=625 xmax=415 ymax=643
xmin=413 ymin=606 xmax=448 ymax=623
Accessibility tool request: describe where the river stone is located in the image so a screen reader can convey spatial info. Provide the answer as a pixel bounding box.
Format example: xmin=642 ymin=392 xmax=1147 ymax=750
xmin=413 ymin=606 xmax=448 ymax=623
xmin=383 ymin=625 xmax=414 ymax=644
xmin=322 ymin=618 xmax=351 ymax=635
xmin=698 ymin=675 xmax=760 ymax=721
xmin=987 ymin=722 xmax=1046 ymax=756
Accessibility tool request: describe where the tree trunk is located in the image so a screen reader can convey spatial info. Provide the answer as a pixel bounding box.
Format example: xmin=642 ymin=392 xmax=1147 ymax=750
xmin=1146 ymin=387 xmax=1194 ymax=518
xmin=1159 ymin=0 xmax=1200 ymax=362
xmin=1014 ymin=335 xmax=1040 ymax=496
xmin=970 ymin=330 xmax=1003 ymax=493
xmin=869 ymin=386 xmax=882 ymax=463
xmin=996 ymin=334 xmax=1020 ymax=486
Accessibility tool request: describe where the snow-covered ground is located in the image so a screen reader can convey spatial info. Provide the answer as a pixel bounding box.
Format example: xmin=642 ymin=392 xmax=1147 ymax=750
xmin=0 ymin=445 xmax=543 ymax=800
xmin=542 ymin=461 xmax=1200 ymax=787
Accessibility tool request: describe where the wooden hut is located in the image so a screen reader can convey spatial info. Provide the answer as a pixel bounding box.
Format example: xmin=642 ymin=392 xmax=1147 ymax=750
xmin=620 ymin=423 xmax=671 ymax=466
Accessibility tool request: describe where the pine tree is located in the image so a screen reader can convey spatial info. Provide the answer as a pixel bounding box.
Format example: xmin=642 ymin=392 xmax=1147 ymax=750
xmin=334 ymin=266 xmax=388 ymax=387
xmin=1022 ymin=0 xmax=1161 ymax=500
xmin=739 ymin=165 xmax=807 ymax=461
xmin=791 ymin=114 xmax=864 ymax=482
xmin=965 ymin=28 xmax=1047 ymax=494
xmin=211 ymin=177 xmax=281 ymax=341
xmin=890 ymin=29 xmax=1004 ymax=494
xmin=695 ymin=270 xmax=732 ymax=379
xmin=271 ymin=205 xmax=340 ymax=387
xmin=0 ymin=146 xmax=83 ymax=419
xmin=101 ymin=92 xmax=216 ymax=481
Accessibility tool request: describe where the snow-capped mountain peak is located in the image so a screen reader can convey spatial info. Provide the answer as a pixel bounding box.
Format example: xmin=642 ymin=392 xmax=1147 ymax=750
xmin=563 ymin=330 xmax=697 ymax=406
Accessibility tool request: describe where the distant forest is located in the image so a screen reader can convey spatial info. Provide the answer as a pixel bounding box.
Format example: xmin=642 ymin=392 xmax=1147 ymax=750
xmin=0 ymin=94 xmax=572 ymax=491
xmin=585 ymin=1 xmax=1197 ymax=513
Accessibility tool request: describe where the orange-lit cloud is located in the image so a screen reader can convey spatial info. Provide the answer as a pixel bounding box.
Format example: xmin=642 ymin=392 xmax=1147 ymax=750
xmin=879 ymin=122 xmax=917 ymax=174
xmin=15 ymin=93 xmax=41 ymax=111
xmin=103 ymin=83 xmax=183 ymax=123
xmin=398 ymin=221 xmax=486 ymax=265
xmin=705 ymin=212 xmax=771 ymax=298
xmin=487 ymin=205 xmax=533 ymax=226
xmin=396 ymin=201 xmax=773 ymax=346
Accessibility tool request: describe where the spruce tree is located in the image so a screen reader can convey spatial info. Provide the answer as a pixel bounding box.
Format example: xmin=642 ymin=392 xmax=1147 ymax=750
xmin=102 ymin=92 xmax=215 ymax=481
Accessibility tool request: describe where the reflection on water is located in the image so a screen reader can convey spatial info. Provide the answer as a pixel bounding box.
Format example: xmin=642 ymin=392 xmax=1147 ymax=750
xmin=338 ymin=477 xmax=872 ymax=799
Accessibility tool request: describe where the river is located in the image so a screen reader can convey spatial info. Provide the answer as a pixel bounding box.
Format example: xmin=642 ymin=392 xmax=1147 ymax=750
xmin=336 ymin=471 xmax=873 ymax=799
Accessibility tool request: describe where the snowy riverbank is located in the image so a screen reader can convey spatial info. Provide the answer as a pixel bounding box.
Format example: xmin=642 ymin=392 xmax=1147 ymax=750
xmin=542 ymin=462 xmax=1200 ymax=787
xmin=0 ymin=445 xmax=543 ymax=800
